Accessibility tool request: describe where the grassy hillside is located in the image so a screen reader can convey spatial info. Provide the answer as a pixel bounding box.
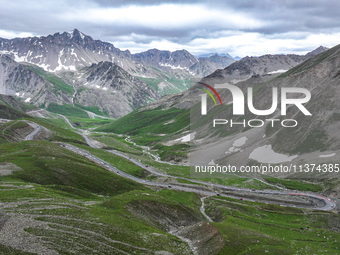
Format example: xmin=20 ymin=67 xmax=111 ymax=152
xmin=95 ymin=106 xmax=190 ymax=161
xmin=96 ymin=107 xmax=189 ymax=148
xmin=96 ymin=107 xmax=189 ymax=135
xmin=25 ymin=64 xmax=75 ymax=95
xmin=0 ymin=104 xmax=28 ymax=120
xmin=46 ymin=103 xmax=89 ymax=118
xmin=0 ymin=120 xmax=31 ymax=143
xmin=66 ymin=116 xmax=111 ymax=129
xmin=0 ymin=94 xmax=36 ymax=113
xmin=0 ymin=141 xmax=144 ymax=196
xmin=0 ymin=96 xmax=32 ymax=120
xmin=28 ymin=117 xmax=86 ymax=144
xmin=1 ymin=150 xmax=338 ymax=255
xmin=75 ymin=104 xmax=109 ymax=117
xmin=206 ymin=196 xmax=340 ymax=254
xmin=0 ymin=142 xmax=195 ymax=254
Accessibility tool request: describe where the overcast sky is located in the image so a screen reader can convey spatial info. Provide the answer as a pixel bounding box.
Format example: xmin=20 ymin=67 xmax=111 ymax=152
xmin=0 ymin=0 xmax=339 ymax=57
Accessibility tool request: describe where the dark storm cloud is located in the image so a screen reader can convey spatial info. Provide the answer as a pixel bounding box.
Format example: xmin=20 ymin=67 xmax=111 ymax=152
xmin=0 ymin=0 xmax=339 ymax=56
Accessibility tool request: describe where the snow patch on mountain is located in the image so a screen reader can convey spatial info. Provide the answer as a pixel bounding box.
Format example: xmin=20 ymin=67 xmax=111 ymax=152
xmin=267 ymin=69 xmax=287 ymax=74
xmin=176 ymin=132 xmax=196 ymax=142
xmin=249 ymin=145 xmax=297 ymax=163
xmin=319 ymin=153 xmax=336 ymax=158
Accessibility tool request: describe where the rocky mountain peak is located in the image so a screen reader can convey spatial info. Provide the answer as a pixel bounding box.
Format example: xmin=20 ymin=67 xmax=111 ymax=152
xmin=133 ymin=48 xmax=198 ymax=71
xmin=75 ymin=61 xmax=160 ymax=118
xmin=64 ymin=29 xmax=87 ymax=42
xmin=86 ymin=61 xmax=126 ymax=78
xmin=0 ymin=29 xmax=132 ymax=72
xmin=49 ymin=29 xmax=92 ymax=45
xmin=203 ymin=53 xmax=308 ymax=83
xmin=305 ymin=45 xmax=328 ymax=57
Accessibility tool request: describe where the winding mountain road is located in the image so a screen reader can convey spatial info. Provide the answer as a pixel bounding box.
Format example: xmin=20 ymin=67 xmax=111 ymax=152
xmin=24 ymin=121 xmax=41 ymax=141
xmin=58 ymin=115 xmax=336 ymax=211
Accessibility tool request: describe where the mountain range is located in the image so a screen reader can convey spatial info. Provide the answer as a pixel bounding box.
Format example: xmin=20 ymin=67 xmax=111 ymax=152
xmin=0 ymin=29 xmax=233 ymax=78
xmin=203 ymin=46 xmax=328 ymax=84
xmin=0 ymin=29 xmax=236 ymax=117
xmin=0 ymin=29 xmax=328 ymax=119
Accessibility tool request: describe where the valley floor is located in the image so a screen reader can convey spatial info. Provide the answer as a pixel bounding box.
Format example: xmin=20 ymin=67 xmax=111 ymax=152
xmin=0 ymin=114 xmax=339 ymax=254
